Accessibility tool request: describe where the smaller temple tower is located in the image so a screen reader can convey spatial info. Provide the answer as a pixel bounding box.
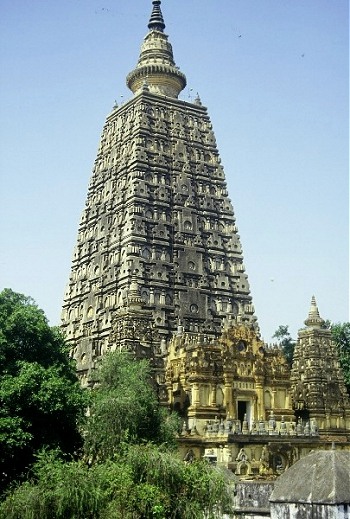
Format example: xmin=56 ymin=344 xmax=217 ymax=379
xmin=291 ymin=296 xmax=350 ymax=434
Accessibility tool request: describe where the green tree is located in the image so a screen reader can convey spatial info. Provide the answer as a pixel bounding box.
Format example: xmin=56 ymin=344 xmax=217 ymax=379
xmin=1 ymin=351 xmax=234 ymax=518
xmin=0 ymin=446 xmax=233 ymax=519
xmin=272 ymin=325 xmax=296 ymax=367
xmin=84 ymin=351 xmax=179 ymax=462
xmin=0 ymin=289 xmax=87 ymax=493
xmin=331 ymin=322 xmax=350 ymax=394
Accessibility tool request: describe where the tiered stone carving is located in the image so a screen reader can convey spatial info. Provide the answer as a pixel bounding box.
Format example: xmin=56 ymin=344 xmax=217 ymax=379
xmin=291 ymin=296 xmax=350 ymax=432
xmin=165 ymin=324 xmax=292 ymax=435
xmin=61 ymin=0 xmax=257 ymax=377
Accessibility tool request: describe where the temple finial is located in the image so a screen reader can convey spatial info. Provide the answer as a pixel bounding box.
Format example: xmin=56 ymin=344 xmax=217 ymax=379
xmin=304 ymin=296 xmax=324 ymax=329
xmin=148 ymin=0 xmax=165 ymax=32
xmin=127 ymin=0 xmax=186 ymax=98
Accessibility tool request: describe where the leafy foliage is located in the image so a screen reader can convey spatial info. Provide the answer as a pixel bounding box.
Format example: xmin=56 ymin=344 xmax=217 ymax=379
xmin=0 ymin=351 xmax=234 ymax=518
xmin=272 ymin=325 xmax=296 ymax=367
xmin=0 ymin=451 xmax=105 ymax=519
xmin=331 ymin=322 xmax=350 ymax=394
xmin=0 ymin=446 xmax=233 ymax=519
xmin=0 ymin=290 xmax=70 ymax=373
xmin=84 ymin=351 xmax=179 ymax=462
xmin=0 ymin=289 xmax=87 ymax=493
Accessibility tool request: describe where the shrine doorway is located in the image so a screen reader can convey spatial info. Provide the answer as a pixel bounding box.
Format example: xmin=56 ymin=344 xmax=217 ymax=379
xmin=237 ymin=400 xmax=251 ymax=427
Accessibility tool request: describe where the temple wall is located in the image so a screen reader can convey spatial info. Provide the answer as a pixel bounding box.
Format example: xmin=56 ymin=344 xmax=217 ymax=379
xmin=270 ymin=503 xmax=350 ymax=519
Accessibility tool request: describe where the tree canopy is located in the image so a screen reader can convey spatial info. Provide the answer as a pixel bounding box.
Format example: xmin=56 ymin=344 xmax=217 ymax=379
xmin=83 ymin=350 xmax=180 ymax=462
xmin=0 ymin=289 xmax=87 ymax=493
xmin=1 ymin=329 xmax=234 ymax=518
xmin=272 ymin=325 xmax=296 ymax=367
xmin=0 ymin=445 xmax=233 ymax=519
xmin=331 ymin=322 xmax=350 ymax=393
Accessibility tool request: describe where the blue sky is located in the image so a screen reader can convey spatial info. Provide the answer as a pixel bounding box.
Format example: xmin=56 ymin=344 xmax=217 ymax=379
xmin=0 ymin=0 xmax=348 ymax=342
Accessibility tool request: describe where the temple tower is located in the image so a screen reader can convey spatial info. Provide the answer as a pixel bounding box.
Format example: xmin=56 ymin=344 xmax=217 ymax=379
xmin=290 ymin=296 xmax=350 ymax=433
xmin=61 ymin=1 xmax=257 ymax=380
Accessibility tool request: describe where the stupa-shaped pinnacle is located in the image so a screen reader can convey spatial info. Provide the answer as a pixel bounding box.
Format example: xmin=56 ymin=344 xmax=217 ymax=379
xmin=126 ymin=0 xmax=187 ymax=97
xmin=304 ymin=296 xmax=325 ymax=329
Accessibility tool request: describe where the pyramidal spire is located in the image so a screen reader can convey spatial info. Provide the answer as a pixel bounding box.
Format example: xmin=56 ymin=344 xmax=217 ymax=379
xmin=126 ymin=0 xmax=186 ymax=97
xmin=62 ymin=1 xmax=259 ymax=380
xmin=304 ymin=296 xmax=325 ymax=329
xmin=148 ymin=0 xmax=165 ymax=32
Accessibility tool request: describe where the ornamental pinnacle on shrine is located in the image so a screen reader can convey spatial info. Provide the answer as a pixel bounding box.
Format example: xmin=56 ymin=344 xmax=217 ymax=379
xmin=61 ymin=0 xmax=258 ymax=382
xmin=126 ymin=0 xmax=187 ymax=98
